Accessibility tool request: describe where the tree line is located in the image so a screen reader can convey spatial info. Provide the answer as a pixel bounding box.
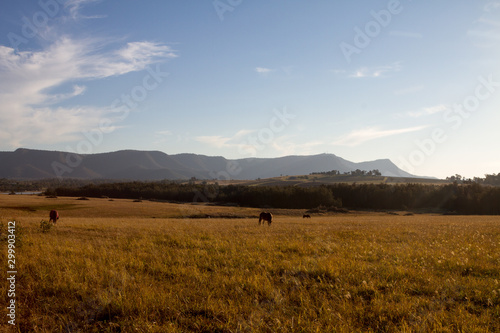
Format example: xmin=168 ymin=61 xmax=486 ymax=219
xmin=50 ymin=182 xmax=340 ymax=210
xmin=49 ymin=181 xmax=500 ymax=214
xmin=0 ymin=178 xmax=120 ymax=193
xmin=327 ymin=183 xmax=500 ymax=214
xmin=446 ymin=173 xmax=500 ymax=186
xmin=310 ymin=169 xmax=382 ymax=176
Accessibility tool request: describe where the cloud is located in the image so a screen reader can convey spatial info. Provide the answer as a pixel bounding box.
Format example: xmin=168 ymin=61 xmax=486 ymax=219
xmin=64 ymin=0 xmax=107 ymax=20
xmin=333 ymin=62 xmax=402 ymax=79
xmin=153 ymin=130 xmax=174 ymax=145
xmin=467 ymin=29 xmax=500 ymax=42
xmin=271 ymin=137 xmax=324 ymax=156
xmin=43 ymin=85 xmax=87 ymax=105
xmin=195 ymin=133 xmax=260 ymax=157
xmin=484 ymin=1 xmax=500 ymax=12
xmin=332 ymin=126 xmax=428 ymax=147
xmin=195 ymin=130 xmax=255 ymax=151
xmin=467 ymin=3 xmax=500 ymax=47
xmin=0 ymin=38 xmax=176 ymax=148
xmin=156 ymin=130 xmax=173 ymax=136
xmin=255 ymin=67 xmax=274 ymax=75
xmin=195 ymin=135 xmax=233 ymax=149
xmin=349 ymin=62 xmax=402 ymax=78
xmin=116 ymin=41 xmax=177 ymax=69
xmin=195 ymin=129 xmax=315 ymax=157
xmin=406 ymin=104 xmax=449 ymax=118
xmin=196 ymin=131 xmax=332 ymax=158
xmin=478 ymin=17 xmax=500 ymax=27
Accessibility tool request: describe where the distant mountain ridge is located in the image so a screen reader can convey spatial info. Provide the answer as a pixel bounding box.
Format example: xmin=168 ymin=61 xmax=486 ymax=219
xmin=0 ymin=148 xmax=417 ymax=180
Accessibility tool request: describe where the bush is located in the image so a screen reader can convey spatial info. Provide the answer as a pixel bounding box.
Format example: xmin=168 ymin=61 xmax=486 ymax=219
xmin=40 ymin=220 xmax=53 ymax=233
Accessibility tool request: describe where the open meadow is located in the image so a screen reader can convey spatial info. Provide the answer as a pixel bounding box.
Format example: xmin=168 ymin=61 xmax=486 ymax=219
xmin=1 ymin=194 xmax=499 ymax=332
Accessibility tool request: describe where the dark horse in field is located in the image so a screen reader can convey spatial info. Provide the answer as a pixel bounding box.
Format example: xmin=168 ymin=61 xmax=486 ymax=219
xmin=49 ymin=210 xmax=59 ymax=223
xmin=259 ymin=212 xmax=272 ymax=226
xmin=303 ymin=214 xmax=311 ymax=218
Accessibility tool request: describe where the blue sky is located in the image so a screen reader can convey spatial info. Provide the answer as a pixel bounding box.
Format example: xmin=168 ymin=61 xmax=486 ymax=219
xmin=1 ymin=0 xmax=499 ymax=178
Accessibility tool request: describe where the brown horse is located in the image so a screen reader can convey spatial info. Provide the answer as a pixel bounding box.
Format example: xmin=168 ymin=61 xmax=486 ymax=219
xmin=259 ymin=212 xmax=272 ymax=226
xmin=303 ymin=214 xmax=311 ymax=218
xmin=49 ymin=210 xmax=59 ymax=223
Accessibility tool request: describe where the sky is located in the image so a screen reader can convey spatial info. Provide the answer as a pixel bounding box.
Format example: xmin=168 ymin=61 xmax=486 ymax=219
xmin=0 ymin=0 xmax=499 ymax=179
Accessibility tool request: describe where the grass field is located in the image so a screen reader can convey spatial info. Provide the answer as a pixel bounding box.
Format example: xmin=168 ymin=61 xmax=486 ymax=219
xmin=1 ymin=194 xmax=499 ymax=332
xmin=195 ymin=174 xmax=449 ymax=187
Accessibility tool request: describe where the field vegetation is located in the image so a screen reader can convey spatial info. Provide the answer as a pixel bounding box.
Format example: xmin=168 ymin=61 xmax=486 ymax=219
xmin=1 ymin=195 xmax=499 ymax=332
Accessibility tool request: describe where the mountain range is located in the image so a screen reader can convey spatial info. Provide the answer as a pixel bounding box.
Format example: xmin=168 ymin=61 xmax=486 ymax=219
xmin=0 ymin=148 xmax=417 ymax=180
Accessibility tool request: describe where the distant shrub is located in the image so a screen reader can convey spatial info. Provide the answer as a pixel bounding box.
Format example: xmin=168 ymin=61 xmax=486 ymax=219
xmin=40 ymin=220 xmax=53 ymax=233
xmin=326 ymin=206 xmax=349 ymax=213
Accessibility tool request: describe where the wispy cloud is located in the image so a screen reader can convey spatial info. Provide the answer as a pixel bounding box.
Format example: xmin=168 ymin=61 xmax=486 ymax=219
xmin=467 ymin=29 xmax=500 ymax=42
xmin=271 ymin=137 xmax=324 ymax=156
xmin=195 ymin=130 xmax=255 ymax=151
xmin=194 ymin=129 xmax=318 ymax=157
xmin=65 ymin=0 xmax=107 ymax=20
xmin=255 ymin=67 xmax=274 ymax=75
xmin=349 ymin=62 xmax=402 ymax=78
xmin=255 ymin=66 xmax=295 ymax=77
xmin=332 ymin=126 xmax=427 ymax=147
xmin=0 ymin=37 xmax=176 ymax=148
xmin=0 ymin=0 xmax=179 ymax=149
xmin=195 ymin=135 xmax=233 ymax=149
xmin=156 ymin=130 xmax=173 ymax=136
xmin=153 ymin=130 xmax=173 ymax=145
xmin=43 ymin=85 xmax=87 ymax=105
xmin=333 ymin=62 xmax=402 ymax=79
xmin=467 ymin=2 xmax=500 ymax=47
xmin=406 ymin=104 xmax=449 ymax=118
xmin=484 ymin=1 xmax=500 ymax=12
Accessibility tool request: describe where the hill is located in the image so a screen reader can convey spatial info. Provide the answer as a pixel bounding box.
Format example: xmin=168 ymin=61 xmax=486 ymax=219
xmin=0 ymin=148 xmax=421 ymax=180
xmin=235 ymin=174 xmax=447 ymax=187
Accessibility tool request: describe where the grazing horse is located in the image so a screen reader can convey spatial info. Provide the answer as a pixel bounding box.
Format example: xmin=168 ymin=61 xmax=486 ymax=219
xmin=303 ymin=214 xmax=311 ymax=218
xmin=49 ymin=210 xmax=59 ymax=223
xmin=259 ymin=212 xmax=272 ymax=226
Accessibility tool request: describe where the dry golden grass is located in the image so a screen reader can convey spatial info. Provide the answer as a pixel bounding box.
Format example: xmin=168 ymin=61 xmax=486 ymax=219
xmin=1 ymin=194 xmax=500 ymax=332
